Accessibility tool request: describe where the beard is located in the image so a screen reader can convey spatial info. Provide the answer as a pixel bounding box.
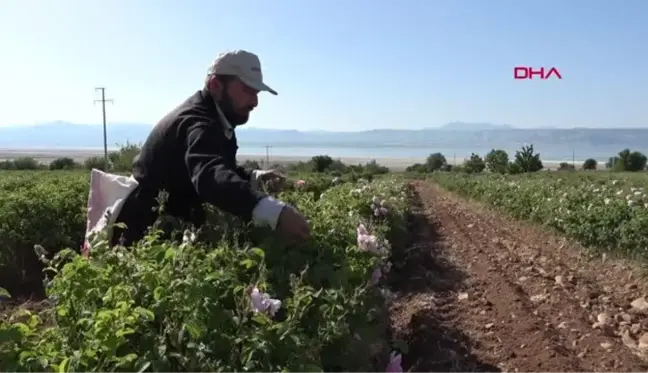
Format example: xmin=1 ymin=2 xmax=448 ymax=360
xmin=217 ymin=91 xmax=250 ymax=126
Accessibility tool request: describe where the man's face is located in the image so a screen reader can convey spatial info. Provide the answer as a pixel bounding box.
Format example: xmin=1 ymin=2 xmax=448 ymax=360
xmin=211 ymin=77 xmax=259 ymax=126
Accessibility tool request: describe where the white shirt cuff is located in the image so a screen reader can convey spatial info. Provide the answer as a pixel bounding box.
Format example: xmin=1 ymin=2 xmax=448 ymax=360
xmin=252 ymin=196 xmax=285 ymax=230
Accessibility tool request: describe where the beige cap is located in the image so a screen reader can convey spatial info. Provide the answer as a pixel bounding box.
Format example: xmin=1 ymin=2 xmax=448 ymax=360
xmin=207 ymin=50 xmax=277 ymax=95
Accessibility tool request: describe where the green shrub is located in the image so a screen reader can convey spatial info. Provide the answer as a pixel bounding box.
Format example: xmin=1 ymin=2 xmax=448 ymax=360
xmin=558 ymin=162 xmax=575 ymax=171
xmin=0 ymin=175 xmax=410 ymax=372
xmin=0 ymin=157 xmax=43 ymax=170
xmin=84 ymin=156 xmax=108 ymax=171
xmin=463 ymin=153 xmax=486 ymax=174
xmin=0 ymin=172 xmax=87 ymax=297
xmin=49 ymin=157 xmax=78 ymax=170
xmin=108 ymin=141 xmax=142 ymax=172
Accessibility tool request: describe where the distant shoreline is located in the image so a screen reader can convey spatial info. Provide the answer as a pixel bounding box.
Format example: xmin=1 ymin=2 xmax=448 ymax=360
xmin=0 ymin=148 xmax=596 ymax=171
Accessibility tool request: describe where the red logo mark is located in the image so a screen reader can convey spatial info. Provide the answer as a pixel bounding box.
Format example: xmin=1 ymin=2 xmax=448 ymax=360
xmin=514 ymin=67 xmax=562 ymax=80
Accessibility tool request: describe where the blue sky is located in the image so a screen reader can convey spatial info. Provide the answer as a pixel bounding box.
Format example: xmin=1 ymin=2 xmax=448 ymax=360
xmin=1 ymin=0 xmax=646 ymax=131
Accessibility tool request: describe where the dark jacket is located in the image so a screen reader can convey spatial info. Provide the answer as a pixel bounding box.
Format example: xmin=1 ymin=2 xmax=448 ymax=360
xmin=112 ymin=90 xmax=267 ymax=246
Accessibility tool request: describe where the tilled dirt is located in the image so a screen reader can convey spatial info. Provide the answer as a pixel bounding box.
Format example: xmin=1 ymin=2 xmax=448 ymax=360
xmin=388 ymin=181 xmax=648 ymax=372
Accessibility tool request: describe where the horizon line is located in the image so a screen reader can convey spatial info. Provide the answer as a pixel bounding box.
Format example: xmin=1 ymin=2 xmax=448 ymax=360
xmin=1 ymin=122 xmax=648 ymax=132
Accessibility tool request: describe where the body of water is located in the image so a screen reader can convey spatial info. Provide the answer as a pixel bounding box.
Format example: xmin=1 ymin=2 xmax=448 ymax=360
xmin=0 ymin=142 xmax=631 ymax=163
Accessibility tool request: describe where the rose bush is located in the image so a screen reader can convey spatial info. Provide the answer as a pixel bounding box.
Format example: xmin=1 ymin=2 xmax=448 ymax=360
xmin=0 ymin=172 xmax=411 ymax=372
xmin=0 ymin=171 xmax=88 ymax=297
xmin=0 ymin=171 xmax=353 ymax=298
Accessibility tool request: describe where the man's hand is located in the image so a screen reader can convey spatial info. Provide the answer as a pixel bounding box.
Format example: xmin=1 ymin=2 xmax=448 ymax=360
xmin=276 ymin=205 xmax=310 ymax=244
xmin=253 ymin=169 xmax=286 ymax=193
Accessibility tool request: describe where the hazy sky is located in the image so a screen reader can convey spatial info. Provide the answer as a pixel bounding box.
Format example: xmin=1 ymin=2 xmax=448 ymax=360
xmin=1 ymin=0 xmax=647 ymax=131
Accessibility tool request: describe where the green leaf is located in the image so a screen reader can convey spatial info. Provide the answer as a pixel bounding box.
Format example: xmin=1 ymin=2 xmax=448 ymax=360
xmin=135 ymin=307 xmax=155 ymax=321
xmin=0 ymin=287 xmax=11 ymax=298
xmin=116 ymin=327 xmax=135 ymax=337
xmin=240 ymin=259 xmax=256 ymax=269
xmin=153 ymin=286 xmax=164 ymax=301
xmin=250 ymin=247 xmax=265 ymax=258
xmin=137 ymin=361 xmax=151 ymax=372
xmin=251 ymin=313 xmax=269 ymax=325
xmin=11 ymin=323 xmax=30 ymax=337
xmin=164 ymin=247 xmax=176 ymax=260
xmin=183 ymin=321 xmax=203 ymax=339
xmin=58 ymin=357 xmax=70 ymax=373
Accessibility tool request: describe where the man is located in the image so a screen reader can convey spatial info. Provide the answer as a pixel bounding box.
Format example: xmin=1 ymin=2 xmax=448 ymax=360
xmin=110 ymin=50 xmax=310 ymax=247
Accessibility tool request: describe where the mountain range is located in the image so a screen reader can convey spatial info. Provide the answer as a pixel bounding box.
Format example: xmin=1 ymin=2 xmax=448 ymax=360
xmin=1 ymin=121 xmax=647 ymax=160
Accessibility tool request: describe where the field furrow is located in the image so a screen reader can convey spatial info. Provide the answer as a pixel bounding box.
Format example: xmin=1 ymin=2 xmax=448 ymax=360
xmin=390 ymin=181 xmax=648 ymax=372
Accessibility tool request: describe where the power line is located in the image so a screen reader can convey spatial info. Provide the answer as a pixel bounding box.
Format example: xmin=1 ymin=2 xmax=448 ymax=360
xmin=265 ymin=145 xmax=272 ymax=169
xmin=93 ymin=87 xmax=114 ymax=170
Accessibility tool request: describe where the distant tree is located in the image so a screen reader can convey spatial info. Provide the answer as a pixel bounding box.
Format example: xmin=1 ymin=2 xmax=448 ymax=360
xmin=310 ymin=155 xmax=334 ymax=173
xmin=364 ymin=159 xmax=389 ymax=175
xmin=558 ymin=162 xmax=575 ymax=171
xmin=108 ymin=141 xmax=142 ymax=172
xmin=441 ymin=164 xmax=453 ymax=172
xmin=463 ymin=153 xmax=486 ymax=173
xmin=50 ymin=157 xmax=77 ymax=170
xmin=425 ymin=153 xmax=447 ymax=171
xmin=582 ymin=158 xmax=597 ymax=170
xmin=485 ymin=149 xmax=509 ymax=174
xmin=405 ymin=163 xmax=428 ymax=173
xmin=507 ymin=162 xmax=522 ymax=175
xmin=628 ymin=151 xmax=647 ymax=171
xmin=84 ymin=156 xmax=109 ymax=171
xmin=606 ymin=156 xmax=619 ymax=169
xmin=0 ymin=160 xmax=14 ymax=170
xmin=241 ymin=159 xmax=262 ymax=170
xmin=287 ymin=161 xmax=312 ymax=173
xmin=328 ymin=159 xmax=348 ymax=173
xmin=511 ymin=144 xmax=543 ymax=173
xmin=0 ymin=158 xmax=41 ymax=170
xmin=617 ymin=149 xmax=647 ymax=172
xmin=606 ymin=149 xmax=647 ymax=172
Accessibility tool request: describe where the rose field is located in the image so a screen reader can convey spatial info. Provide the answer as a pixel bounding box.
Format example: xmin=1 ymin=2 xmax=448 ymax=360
xmin=0 ymin=170 xmax=410 ymax=371
xmin=4 ymin=169 xmax=648 ymax=371
xmin=429 ymin=171 xmax=648 ymax=260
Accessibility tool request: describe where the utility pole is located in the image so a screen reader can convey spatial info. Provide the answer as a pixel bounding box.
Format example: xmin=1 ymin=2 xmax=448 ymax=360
xmin=94 ymin=87 xmax=114 ymax=170
xmin=265 ymin=145 xmax=272 ymax=169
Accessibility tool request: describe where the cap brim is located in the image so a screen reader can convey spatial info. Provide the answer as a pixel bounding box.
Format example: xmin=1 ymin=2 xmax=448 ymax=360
xmin=239 ymin=75 xmax=277 ymax=95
